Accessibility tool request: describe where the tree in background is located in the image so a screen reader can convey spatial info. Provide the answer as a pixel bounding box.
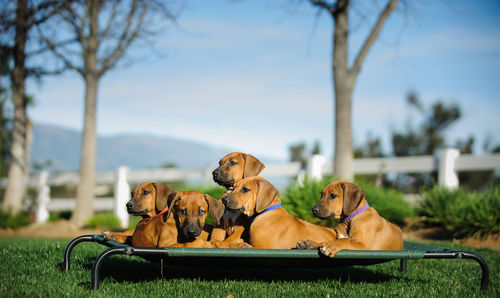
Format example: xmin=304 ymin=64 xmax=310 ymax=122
xmin=289 ymin=142 xmax=307 ymax=164
xmin=354 ymin=132 xmax=384 ymax=158
xmin=390 ymin=91 xmax=463 ymax=190
xmin=0 ymin=52 xmax=11 ymax=178
xmin=311 ymin=139 xmax=322 ymax=155
xmin=308 ymin=0 xmax=399 ymax=181
xmin=0 ymin=0 xmax=62 ymax=213
xmin=392 ymin=91 xmax=461 ymax=157
xmin=41 ymin=0 xmax=179 ymax=226
xmin=289 ymin=139 xmax=323 ymax=167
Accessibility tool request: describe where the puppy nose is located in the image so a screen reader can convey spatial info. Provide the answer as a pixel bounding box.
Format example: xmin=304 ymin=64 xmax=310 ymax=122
xmin=311 ymin=206 xmax=319 ymax=216
xmin=212 ymin=169 xmax=219 ymax=178
xmin=221 ymin=196 xmax=229 ymax=205
xmin=126 ymin=202 xmax=133 ymax=209
xmin=187 ymin=227 xmax=199 ymax=237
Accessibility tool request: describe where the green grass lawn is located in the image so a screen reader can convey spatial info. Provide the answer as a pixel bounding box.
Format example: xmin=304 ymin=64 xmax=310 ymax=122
xmin=0 ymin=237 xmax=498 ymax=297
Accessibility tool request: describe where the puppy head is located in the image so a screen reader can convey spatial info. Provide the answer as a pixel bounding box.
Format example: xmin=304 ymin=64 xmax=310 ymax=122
xmin=221 ymin=177 xmax=279 ymax=217
xmin=212 ymin=152 xmax=265 ymax=189
xmin=312 ymin=180 xmax=365 ymax=220
xmin=165 ymin=191 xmax=224 ymax=241
xmin=126 ymin=182 xmax=174 ymax=218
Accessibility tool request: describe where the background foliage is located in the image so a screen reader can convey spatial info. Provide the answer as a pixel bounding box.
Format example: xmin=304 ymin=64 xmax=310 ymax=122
xmin=417 ymin=186 xmax=500 ymax=237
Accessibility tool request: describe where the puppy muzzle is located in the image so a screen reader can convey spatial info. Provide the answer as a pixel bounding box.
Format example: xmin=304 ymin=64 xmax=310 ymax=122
xmin=183 ymin=225 xmax=201 ymax=240
xmin=312 ymin=204 xmax=334 ymax=220
xmin=221 ymin=197 xmax=245 ymax=214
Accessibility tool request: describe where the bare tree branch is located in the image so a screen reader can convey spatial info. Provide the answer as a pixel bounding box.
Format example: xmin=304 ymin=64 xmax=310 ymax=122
xmin=26 ymin=37 xmax=76 ymax=55
xmin=26 ymin=0 xmax=63 ymax=28
xmin=99 ymin=0 xmax=120 ymax=41
xmin=98 ymin=0 xmax=151 ymax=76
xmin=58 ymin=2 xmax=86 ymax=54
xmin=309 ymin=0 xmax=337 ymax=16
xmin=349 ymin=0 xmax=399 ymax=79
xmin=38 ymin=29 xmax=84 ymax=75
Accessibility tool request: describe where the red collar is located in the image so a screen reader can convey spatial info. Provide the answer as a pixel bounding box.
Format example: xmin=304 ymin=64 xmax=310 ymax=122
xmin=139 ymin=206 xmax=169 ymax=224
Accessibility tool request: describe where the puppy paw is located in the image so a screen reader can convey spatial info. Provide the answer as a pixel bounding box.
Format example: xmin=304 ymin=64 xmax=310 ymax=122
xmin=241 ymin=242 xmax=252 ymax=249
xmin=296 ymin=240 xmax=317 ymax=250
xmin=319 ymin=242 xmax=341 ymax=258
xmin=102 ymin=231 xmax=115 ymax=241
xmin=230 ymin=242 xmax=252 ymax=249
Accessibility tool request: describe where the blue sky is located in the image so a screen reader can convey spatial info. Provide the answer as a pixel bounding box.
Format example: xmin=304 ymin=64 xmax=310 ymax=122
xmin=28 ymin=0 xmax=500 ymax=161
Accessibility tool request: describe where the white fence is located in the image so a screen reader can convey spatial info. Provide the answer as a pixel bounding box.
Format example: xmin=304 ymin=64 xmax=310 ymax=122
xmin=5 ymin=148 xmax=500 ymax=227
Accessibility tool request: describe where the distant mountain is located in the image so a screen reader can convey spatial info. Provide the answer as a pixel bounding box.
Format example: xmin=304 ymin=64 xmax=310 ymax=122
xmin=30 ymin=123 xmax=259 ymax=172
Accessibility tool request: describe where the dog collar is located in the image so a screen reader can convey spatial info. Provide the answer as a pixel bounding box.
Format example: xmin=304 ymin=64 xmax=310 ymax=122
xmin=340 ymin=203 xmax=369 ymax=223
xmin=139 ymin=206 xmax=169 ymax=224
xmin=250 ymin=204 xmax=281 ymax=223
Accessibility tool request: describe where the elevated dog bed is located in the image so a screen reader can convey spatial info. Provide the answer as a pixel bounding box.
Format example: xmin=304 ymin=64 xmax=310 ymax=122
xmin=63 ymin=234 xmax=489 ymax=290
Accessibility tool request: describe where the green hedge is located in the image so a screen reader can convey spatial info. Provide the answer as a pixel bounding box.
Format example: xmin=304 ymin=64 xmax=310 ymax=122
xmin=0 ymin=211 xmax=31 ymax=229
xmin=417 ymin=186 xmax=500 ymax=237
xmin=281 ymin=177 xmax=413 ymax=226
xmin=185 ymin=185 xmax=227 ymax=200
xmin=84 ymin=212 xmax=121 ymax=230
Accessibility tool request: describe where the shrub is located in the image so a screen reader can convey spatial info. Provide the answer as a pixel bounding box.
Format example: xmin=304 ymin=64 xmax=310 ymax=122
xmin=281 ymin=176 xmax=332 ymax=226
xmin=187 ymin=185 xmax=227 ymax=200
xmin=281 ymin=176 xmax=413 ymax=226
xmin=84 ymin=212 xmax=121 ymax=230
xmin=47 ymin=211 xmax=71 ymax=222
xmin=0 ymin=211 xmax=31 ymax=229
xmin=416 ymin=186 xmax=463 ymax=228
xmin=417 ymin=186 xmax=500 ymax=237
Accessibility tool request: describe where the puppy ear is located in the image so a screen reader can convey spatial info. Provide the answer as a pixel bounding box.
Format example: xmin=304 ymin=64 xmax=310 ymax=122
xmin=255 ymin=178 xmax=280 ymax=213
xmin=341 ymin=182 xmax=365 ymax=216
xmin=153 ymin=182 xmax=175 ymax=213
xmin=204 ymin=194 xmax=224 ymax=226
xmin=163 ymin=194 xmax=181 ymax=223
xmin=242 ymin=153 xmax=265 ymax=178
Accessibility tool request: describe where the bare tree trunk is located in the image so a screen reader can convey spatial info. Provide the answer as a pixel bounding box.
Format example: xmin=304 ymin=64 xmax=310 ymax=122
xmin=323 ymin=0 xmax=398 ymax=181
xmin=332 ymin=0 xmax=354 ymax=181
xmin=70 ymin=0 xmax=99 ymax=227
xmin=71 ymin=75 xmax=98 ymax=227
xmin=3 ymin=0 xmax=28 ymax=214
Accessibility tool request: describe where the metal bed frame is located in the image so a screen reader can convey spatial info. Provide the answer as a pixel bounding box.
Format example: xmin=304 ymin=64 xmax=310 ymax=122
xmin=63 ymin=234 xmax=489 ymax=290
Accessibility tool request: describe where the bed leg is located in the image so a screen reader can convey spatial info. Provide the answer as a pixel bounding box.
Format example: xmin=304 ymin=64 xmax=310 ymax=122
xmin=399 ymin=258 xmax=407 ymax=273
xmin=462 ymin=251 xmax=489 ymax=290
xmin=91 ymin=246 xmax=130 ymax=290
xmin=63 ymin=235 xmax=97 ymax=272
xmin=424 ymin=250 xmax=490 ymax=290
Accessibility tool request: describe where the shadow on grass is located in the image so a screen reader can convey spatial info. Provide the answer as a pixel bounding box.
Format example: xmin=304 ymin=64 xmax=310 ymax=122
xmin=90 ymin=256 xmax=404 ymax=286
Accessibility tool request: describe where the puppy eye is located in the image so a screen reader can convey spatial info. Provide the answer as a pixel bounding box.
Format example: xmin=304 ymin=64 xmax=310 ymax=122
xmin=199 ymin=209 xmax=206 ymax=216
xmin=143 ymin=190 xmax=149 ymax=195
xmin=241 ymin=187 xmax=250 ymax=193
xmin=130 ymin=191 xmax=134 ymax=198
xmin=230 ymin=160 xmax=237 ymax=166
xmin=180 ymin=209 xmax=187 ymax=215
xmin=329 ymin=193 xmax=337 ymax=199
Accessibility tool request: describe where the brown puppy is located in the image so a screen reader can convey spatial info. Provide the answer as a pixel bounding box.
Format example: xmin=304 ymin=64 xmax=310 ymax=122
xmin=162 ymin=191 xmax=247 ymax=248
xmin=296 ymin=180 xmax=403 ymax=257
xmin=212 ymin=152 xmax=265 ymax=190
xmin=221 ymin=176 xmax=337 ymax=249
xmin=103 ymin=181 xmax=174 ymax=243
xmin=211 ymin=152 xmax=265 ymax=242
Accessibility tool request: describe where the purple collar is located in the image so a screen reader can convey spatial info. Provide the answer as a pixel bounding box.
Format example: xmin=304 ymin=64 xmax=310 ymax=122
xmin=340 ymin=203 xmax=369 ymax=222
xmin=250 ymin=204 xmax=281 ymax=223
